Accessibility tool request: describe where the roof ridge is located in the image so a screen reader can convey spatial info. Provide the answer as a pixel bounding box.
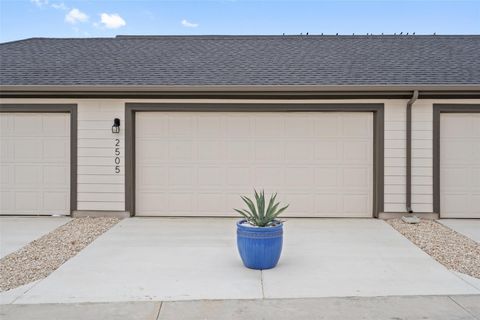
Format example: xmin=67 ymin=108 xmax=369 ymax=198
xmin=2 ymin=34 xmax=480 ymax=44
xmin=116 ymin=34 xmax=480 ymax=39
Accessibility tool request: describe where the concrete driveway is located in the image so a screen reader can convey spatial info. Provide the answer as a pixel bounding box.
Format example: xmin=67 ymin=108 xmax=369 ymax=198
xmin=8 ymin=218 xmax=480 ymax=304
xmin=439 ymin=219 xmax=480 ymax=243
xmin=0 ymin=217 xmax=70 ymax=258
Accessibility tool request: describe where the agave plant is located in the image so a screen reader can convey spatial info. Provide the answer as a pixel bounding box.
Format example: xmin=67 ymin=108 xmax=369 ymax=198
xmin=234 ymin=190 xmax=289 ymax=227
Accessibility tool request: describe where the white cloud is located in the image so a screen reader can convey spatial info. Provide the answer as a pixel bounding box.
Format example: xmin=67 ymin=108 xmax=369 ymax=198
xmin=31 ymin=0 xmax=49 ymax=7
xmin=100 ymin=13 xmax=126 ymax=29
xmin=65 ymin=8 xmax=88 ymax=24
xmin=181 ymin=19 xmax=199 ymax=28
xmin=51 ymin=2 xmax=67 ymax=10
xmin=31 ymin=0 xmax=68 ymax=11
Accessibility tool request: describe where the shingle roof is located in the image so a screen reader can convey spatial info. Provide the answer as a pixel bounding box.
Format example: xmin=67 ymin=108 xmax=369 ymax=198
xmin=1 ymin=35 xmax=480 ymax=86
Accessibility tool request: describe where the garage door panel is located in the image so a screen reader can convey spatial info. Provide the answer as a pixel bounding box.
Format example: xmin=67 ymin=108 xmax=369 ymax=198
xmin=226 ymin=168 xmax=252 ymax=186
xmin=440 ymin=115 xmax=472 ymax=137
xmin=0 ymin=141 xmax=12 ymax=161
xmin=343 ymin=141 xmax=371 ymax=162
xmin=314 ymin=114 xmax=341 ymax=137
xmin=43 ymin=166 xmax=69 ymax=186
xmin=254 ymin=116 xmax=285 ymax=137
xmin=314 ymin=141 xmax=340 ymax=162
xmin=0 ymin=113 xmax=70 ymax=215
xmin=198 ymin=167 xmax=225 ymax=187
xmin=472 ymin=195 xmax=480 ymax=214
xmin=197 ymin=116 xmax=223 ymax=137
xmin=169 ymin=140 xmax=194 ymax=161
xmin=343 ymin=116 xmax=371 ymax=137
xmin=344 ymin=194 xmax=371 ymax=215
xmin=343 ymin=167 xmax=371 ymax=188
xmin=136 ymin=193 xmax=168 ymax=214
xmin=13 ymin=115 xmax=43 ymax=135
xmin=285 ymin=117 xmax=315 ymax=137
xmin=43 ymin=192 xmax=69 ymax=211
xmin=474 ymin=142 xmax=480 ymax=160
xmin=315 ymin=194 xmax=340 ymax=214
xmin=226 ymin=116 xmax=252 ymax=137
xmin=441 ymin=113 xmax=480 ymax=218
xmin=136 ymin=112 xmax=373 ymax=217
xmin=0 ymin=165 xmax=13 ymax=185
xmin=43 ymin=139 xmax=68 ymax=160
xmin=137 ymin=166 xmax=168 ymax=187
xmin=473 ymin=168 xmax=480 ymax=187
xmin=285 ymin=140 xmax=315 ymax=162
xmin=14 ymin=165 xmax=42 ymax=185
xmin=169 ymin=167 xmax=195 ymax=187
xmin=441 ymin=167 xmax=469 ymax=190
xmin=314 ymin=168 xmax=339 ymax=188
xmin=43 ymin=114 xmax=69 ymax=136
xmin=197 ymin=193 xmax=228 ymax=214
xmin=14 ymin=139 xmax=42 ymax=160
xmin=169 ymin=193 xmax=194 ymax=213
xmin=283 ymin=193 xmax=315 ymax=216
xmin=285 ymin=167 xmax=315 ymax=187
xmin=254 ymin=140 xmax=284 ymax=162
xmin=0 ymin=115 xmax=10 ymax=135
xmin=226 ymin=141 xmax=252 ymax=162
xmin=198 ymin=140 xmax=224 ymax=161
xmin=442 ymin=139 xmax=472 ymax=164
xmin=474 ymin=116 xmax=480 ymax=137
xmin=15 ymin=191 xmax=40 ymax=211
xmin=136 ymin=139 xmax=167 ymax=162
xmin=442 ymin=193 xmax=469 ymax=216
xmin=253 ymin=167 xmax=283 ymax=187
xmin=1 ymin=192 xmax=13 ymax=211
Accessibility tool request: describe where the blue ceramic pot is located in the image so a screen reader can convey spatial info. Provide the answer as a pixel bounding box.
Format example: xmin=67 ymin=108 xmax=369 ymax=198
xmin=236 ymin=220 xmax=283 ymax=270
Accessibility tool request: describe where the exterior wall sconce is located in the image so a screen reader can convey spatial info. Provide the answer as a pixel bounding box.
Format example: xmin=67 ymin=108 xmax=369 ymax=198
xmin=112 ymin=118 xmax=121 ymax=133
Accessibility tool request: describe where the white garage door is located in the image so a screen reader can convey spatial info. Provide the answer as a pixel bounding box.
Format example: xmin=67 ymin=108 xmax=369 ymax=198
xmin=440 ymin=114 xmax=480 ymax=218
xmin=0 ymin=113 xmax=70 ymax=215
xmin=136 ymin=112 xmax=373 ymax=217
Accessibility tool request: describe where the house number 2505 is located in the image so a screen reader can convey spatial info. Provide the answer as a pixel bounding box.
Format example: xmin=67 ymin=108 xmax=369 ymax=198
xmin=114 ymin=139 xmax=121 ymax=174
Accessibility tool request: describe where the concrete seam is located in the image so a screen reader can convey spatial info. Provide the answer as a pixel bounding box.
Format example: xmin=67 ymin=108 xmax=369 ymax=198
xmin=10 ymin=280 xmax=44 ymax=304
xmin=261 ymin=270 xmax=265 ymax=299
xmin=448 ymin=296 xmax=479 ymax=320
xmin=450 ymin=271 xmax=480 ymax=293
xmin=155 ymin=301 xmax=163 ymax=320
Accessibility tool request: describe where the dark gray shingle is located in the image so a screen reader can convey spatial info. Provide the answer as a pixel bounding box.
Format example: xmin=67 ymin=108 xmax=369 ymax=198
xmin=1 ymin=35 xmax=479 ymax=86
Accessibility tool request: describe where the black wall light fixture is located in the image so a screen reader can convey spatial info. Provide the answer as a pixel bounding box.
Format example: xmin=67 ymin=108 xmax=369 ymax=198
xmin=112 ymin=118 xmax=121 ymax=133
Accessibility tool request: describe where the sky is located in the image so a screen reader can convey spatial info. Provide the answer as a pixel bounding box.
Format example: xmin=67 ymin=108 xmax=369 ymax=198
xmin=0 ymin=0 xmax=479 ymax=43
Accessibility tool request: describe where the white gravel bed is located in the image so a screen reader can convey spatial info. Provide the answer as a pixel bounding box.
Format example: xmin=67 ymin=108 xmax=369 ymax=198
xmin=387 ymin=219 xmax=480 ymax=279
xmin=0 ymin=217 xmax=119 ymax=292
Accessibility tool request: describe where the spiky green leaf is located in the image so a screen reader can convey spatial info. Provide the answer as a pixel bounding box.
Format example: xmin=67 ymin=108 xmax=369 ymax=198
xmin=241 ymin=195 xmax=259 ymax=221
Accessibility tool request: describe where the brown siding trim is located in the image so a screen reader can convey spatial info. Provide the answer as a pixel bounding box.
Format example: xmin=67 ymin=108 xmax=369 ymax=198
xmin=433 ymin=104 xmax=480 ymax=216
xmin=0 ymin=104 xmax=78 ymax=215
xmin=125 ymin=103 xmax=385 ymax=217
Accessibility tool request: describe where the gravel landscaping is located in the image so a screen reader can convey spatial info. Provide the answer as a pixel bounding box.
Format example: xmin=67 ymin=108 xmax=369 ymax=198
xmin=0 ymin=217 xmax=119 ymax=292
xmin=387 ymin=219 xmax=480 ymax=279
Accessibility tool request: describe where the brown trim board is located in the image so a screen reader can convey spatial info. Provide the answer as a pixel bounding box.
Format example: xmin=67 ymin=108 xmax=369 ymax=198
xmin=433 ymin=104 xmax=480 ymax=216
xmin=0 ymin=104 xmax=78 ymax=215
xmin=125 ymin=103 xmax=385 ymax=217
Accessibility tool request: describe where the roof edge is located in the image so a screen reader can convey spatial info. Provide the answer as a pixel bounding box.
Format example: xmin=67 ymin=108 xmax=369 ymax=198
xmin=2 ymin=84 xmax=480 ymax=93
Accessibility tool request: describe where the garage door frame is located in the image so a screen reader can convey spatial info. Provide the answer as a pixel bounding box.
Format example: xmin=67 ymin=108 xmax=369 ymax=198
xmin=0 ymin=104 xmax=78 ymax=215
xmin=433 ymin=104 xmax=480 ymax=217
xmin=125 ymin=103 xmax=384 ymax=217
